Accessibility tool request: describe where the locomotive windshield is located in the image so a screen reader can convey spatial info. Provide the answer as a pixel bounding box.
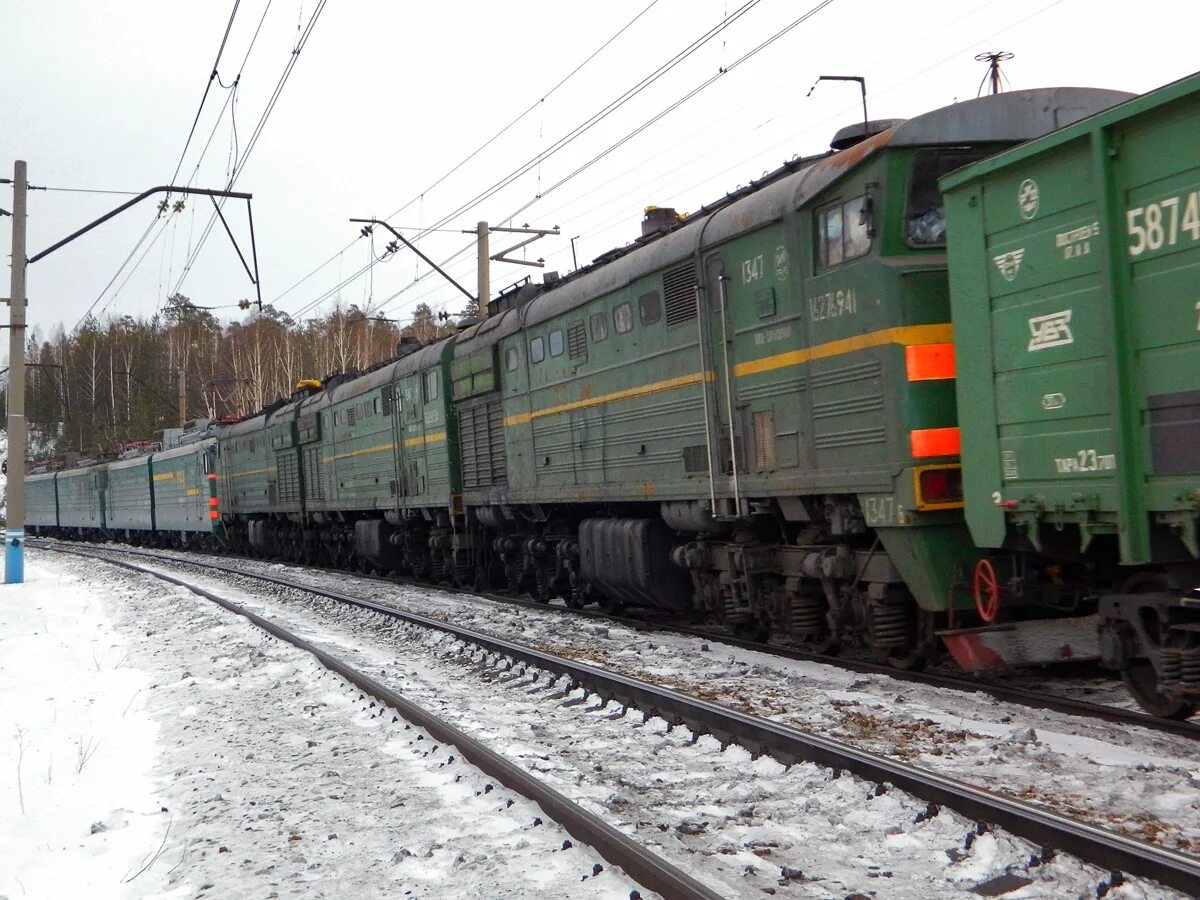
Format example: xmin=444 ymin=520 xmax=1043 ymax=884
xmin=905 ymin=148 xmax=994 ymax=246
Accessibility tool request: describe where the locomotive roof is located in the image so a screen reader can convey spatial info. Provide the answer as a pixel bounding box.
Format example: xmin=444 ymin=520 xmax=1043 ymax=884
xmin=107 ymin=453 xmax=151 ymax=472
xmin=454 ymin=86 xmax=1132 ymax=343
xmin=295 ymin=339 xmax=450 ymax=415
xmin=153 ymin=437 xmax=216 ymax=462
xmin=213 ymin=339 xmax=450 ymax=433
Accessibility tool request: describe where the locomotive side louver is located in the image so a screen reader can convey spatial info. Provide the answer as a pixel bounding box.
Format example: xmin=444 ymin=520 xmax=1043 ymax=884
xmin=662 ymin=263 xmax=696 ymax=327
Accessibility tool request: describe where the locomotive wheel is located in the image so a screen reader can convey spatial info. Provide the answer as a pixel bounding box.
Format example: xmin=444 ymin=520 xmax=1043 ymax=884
xmin=1122 ymin=662 xmax=1198 ymax=719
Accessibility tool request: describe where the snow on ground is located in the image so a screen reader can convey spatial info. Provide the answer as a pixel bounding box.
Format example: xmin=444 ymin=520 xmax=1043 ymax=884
xmin=0 ymin=557 xmax=644 ymax=899
xmin=164 ymin=549 xmax=1200 ymax=856
xmin=0 ymin=558 xmax=161 ymax=897
xmin=36 ymin=548 xmax=1185 ymax=898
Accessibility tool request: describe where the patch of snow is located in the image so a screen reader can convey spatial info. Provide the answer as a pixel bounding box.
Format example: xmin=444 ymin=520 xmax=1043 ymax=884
xmin=0 ymin=558 xmax=645 ymax=898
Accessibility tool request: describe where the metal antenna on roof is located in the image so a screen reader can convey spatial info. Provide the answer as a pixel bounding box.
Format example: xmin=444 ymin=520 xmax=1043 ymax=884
xmin=975 ymin=51 xmax=1014 ymax=96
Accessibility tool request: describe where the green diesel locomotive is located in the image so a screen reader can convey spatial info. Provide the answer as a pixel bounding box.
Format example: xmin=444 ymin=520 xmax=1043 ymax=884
xmin=31 ymin=74 xmax=1200 ymax=717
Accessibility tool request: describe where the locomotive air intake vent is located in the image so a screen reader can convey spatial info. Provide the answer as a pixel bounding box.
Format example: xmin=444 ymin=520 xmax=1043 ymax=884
xmin=830 ymin=118 xmax=906 ymax=151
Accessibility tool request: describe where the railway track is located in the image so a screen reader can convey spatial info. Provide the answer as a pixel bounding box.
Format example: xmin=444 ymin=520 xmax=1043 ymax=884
xmin=41 ymin=542 xmax=720 ymax=899
xmin=33 ymin=538 xmax=1200 ymax=742
xmin=35 ymin=540 xmax=1200 ymax=896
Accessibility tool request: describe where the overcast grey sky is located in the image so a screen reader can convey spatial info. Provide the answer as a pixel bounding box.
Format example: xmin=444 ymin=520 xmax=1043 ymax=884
xmin=2 ymin=0 xmax=1197 ymax=347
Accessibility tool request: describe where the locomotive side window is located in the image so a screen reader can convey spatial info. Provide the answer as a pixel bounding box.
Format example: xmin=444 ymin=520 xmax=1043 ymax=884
xmin=906 ymin=149 xmax=992 ymax=246
xmin=639 ymin=291 xmax=661 ymax=325
xmin=530 ymin=336 xmax=545 ymax=363
xmin=549 ymin=329 xmax=565 ymax=357
xmin=505 ymin=347 xmax=518 ymax=371
xmin=818 ymin=206 xmax=844 ymax=268
xmin=614 ymin=302 xmax=633 ymax=334
xmin=816 ymin=195 xmax=872 ymax=269
xmin=589 ymin=312 xmax=608 ymax=342
xmin=844 ymin=197 xmax=872 ymax=258
xmin=423 ymin=370 xmax=439 ymax=402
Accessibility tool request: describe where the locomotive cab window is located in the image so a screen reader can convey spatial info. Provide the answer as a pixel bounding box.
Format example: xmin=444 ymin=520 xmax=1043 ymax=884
xmin=505 ymin=347 xmax=518 ymax=371
xmin=816 ymin=195 xmax=872 ymax=269
xmin=613 ymin=302 xmax=633 ymax=334
xmin=906 ymin=149 xmax=992 ymax=246
xmin=530 ymin=336 xmax=545 ymax=363
xmin=423 ymin=370 xmax=439 ymax=402
xmin=549 ymin=329 xmax=565 ymax=357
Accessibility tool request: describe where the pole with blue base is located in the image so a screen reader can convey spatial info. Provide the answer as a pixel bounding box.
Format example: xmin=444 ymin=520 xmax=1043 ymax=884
xmin=5 ymin=159 xmax=27 ymax=585
xmin=5 ymin=528 xmax=22 ymax=584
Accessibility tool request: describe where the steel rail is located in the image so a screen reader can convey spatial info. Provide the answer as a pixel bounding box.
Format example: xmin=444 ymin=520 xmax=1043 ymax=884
xmin=38 ymin=542 xmax=1200 ymax=896
xmin=34 ymin=538 xmax=1200 ymax=742
xmin=56 ymin=546 xmax=722 ymax=900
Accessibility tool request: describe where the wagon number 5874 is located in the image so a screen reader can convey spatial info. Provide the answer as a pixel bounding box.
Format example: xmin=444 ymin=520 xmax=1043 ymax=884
xmin=1126 ymin=192 xmax=1200 ymax=256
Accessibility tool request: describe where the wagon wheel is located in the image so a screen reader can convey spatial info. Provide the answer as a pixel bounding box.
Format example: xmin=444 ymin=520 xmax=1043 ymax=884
xmin=1120 ymin=573 xmax=1199 ymax=720
xmin=973 ymin=559 xmax=1001 ymax=623
xmin=1123 ymin=663 xmax=1197 ymax=719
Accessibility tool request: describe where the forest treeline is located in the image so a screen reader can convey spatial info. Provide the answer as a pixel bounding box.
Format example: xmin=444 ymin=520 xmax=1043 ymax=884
xmin=6 ymin=294 xmax=469 ymax=460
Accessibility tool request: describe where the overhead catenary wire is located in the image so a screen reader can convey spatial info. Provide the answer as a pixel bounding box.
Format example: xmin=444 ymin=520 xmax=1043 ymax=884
xmin=168 ymin=0 xmax=243 ymax=186
xmin=371 ymin=0 xmax=834 ymax=317
xmin=171 ymin=0 xmax=330 ymax=296
xmin=365 ymin=0 xmax=769 ymax=290
xmin=272 ymin=0 xmax=667 ymax=313
xmin=291 ymin=0 xmax=771 ymax=322
xmin=76 ymin=0 xmax=275 ymax=331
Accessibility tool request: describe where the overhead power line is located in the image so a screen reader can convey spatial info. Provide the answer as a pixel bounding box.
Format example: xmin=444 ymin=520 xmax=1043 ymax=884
xmin=373 ymin=0 xmax=838 ymax=317
xmin=77 ymin=1 xmax=273 ymax=331
xmin=169 ymin=1 xmax=243 ymax=186
xmin=172 ymin=0 xmax=329 ymax=297
xmin=277 ymin=0 xmax=667 ymax=314
xmin=290 ymin=0 xmax=768 ymax=321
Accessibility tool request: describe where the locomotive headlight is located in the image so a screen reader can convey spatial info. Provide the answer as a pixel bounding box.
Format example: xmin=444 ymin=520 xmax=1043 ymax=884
xmin=913 ymin=464 xmax=964 ymax=510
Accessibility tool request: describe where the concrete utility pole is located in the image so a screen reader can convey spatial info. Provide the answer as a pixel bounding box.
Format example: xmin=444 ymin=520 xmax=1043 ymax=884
xmin=476 ymin=221 xmax=489 ymax=311
xmin=6 ymin=160 xmax=27 ymax=584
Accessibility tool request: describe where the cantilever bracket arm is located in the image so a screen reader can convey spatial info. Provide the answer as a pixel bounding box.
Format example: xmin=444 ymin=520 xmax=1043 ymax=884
xmin=489 ymin=224 xmax=560 ymax=268
xmin=27 ymin=184 xmax=264 ymax=312
xmin=349 ymin=217 xmax=477 ymax=304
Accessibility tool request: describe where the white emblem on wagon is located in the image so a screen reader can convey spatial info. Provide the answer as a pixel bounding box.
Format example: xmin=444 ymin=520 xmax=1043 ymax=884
xmin=1018 ymin=178 xmax=1040 ymax=219
xmin=1041 ymin=392 xmax=1066 ymax=410
xmin=993 ymin=248 xmax=1025 ymax=281
xmin=1027 ymin=310 xmax=1073 ymax=351
xmin=774 ymin=245 xmax=789 ymax=280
